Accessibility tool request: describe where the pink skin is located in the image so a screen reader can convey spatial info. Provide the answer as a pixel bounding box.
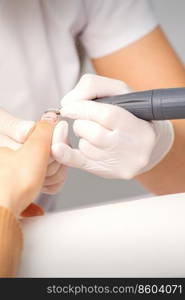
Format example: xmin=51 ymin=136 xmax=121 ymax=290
xmin=41 ymin=113 xmax=68 ymax=195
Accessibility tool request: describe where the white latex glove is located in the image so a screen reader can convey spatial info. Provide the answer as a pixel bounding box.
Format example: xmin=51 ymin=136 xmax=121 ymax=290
xmin=0 ymin=108 xmax=67 ymax=194
xmin=52 ymin=74 xmax=174 ymax=179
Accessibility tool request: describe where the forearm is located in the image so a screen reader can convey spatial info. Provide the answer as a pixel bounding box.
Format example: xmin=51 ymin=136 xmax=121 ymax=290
xmin=136 ymin=120 xmax=185 ymax=194
xmin=92 ymin=27 xmax=185 ymax=194
xmin=92 ymin=27 xmax=185 ymax=90
xmin=0 ymin=206 xmax=23 ymax=277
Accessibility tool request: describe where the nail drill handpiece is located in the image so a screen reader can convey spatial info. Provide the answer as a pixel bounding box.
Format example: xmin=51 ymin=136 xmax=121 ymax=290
xmin=95 ymin=87 xmax=185 ymax=121
xmin=46 ymin=87 xmax=185 ymax=121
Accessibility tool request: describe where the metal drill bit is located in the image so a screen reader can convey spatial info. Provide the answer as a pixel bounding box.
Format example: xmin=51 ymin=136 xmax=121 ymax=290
xmin=44 ymin=107 xmax=61 ymax=115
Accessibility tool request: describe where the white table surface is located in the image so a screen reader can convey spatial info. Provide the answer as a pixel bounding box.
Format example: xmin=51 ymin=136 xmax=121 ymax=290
xmin=18 ymin=193 xmax=185 ymax=277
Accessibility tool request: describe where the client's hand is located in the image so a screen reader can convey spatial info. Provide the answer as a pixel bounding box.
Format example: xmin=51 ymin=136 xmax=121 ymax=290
xmin=0 ymin=112 xmax=57 ymax=217
xmin=41 ymin=121 xmax=68 ymax=195
xmin=0 ymin=108 xmax=67 ymax=196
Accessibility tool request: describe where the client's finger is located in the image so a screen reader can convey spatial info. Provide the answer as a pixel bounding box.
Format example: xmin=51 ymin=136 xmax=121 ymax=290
xmin=20 ymin=111 xmax=58 ymax=170
xmin=15 ymin=111 xmax=58 ymax=204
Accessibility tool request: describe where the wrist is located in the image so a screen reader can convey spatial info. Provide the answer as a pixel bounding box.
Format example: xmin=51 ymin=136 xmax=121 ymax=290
xmin=138 ymin=120 xmax=174 ymax=174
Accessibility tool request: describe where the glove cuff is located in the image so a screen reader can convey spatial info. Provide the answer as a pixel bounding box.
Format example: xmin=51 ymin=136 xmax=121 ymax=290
xmin=139 ymin=120 xmax=174 ymax=174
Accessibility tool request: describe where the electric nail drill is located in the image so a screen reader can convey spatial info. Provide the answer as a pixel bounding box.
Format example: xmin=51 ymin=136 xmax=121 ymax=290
xmin=46 ymin=87 xmax=185 ymax=121
xmin=95 ymin=87 xmax=185 ymax=121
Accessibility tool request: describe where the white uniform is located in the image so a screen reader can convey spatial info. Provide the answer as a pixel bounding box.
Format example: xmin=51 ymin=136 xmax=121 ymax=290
xmin=0 ymin=0 xmax=157 ymax=121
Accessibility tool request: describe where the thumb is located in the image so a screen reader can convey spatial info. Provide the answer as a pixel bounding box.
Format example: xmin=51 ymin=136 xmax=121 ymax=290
xmin=0 ymin=108 xmax=35 ymax=143
xmin=19 ymin=111 xmax=58 ymax=177
xmin=16 ymin=111 xmax=58 ymax=209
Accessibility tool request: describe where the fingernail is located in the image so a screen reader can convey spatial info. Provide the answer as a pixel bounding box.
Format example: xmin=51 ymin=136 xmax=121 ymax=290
xmin=41 ymin=111 xmax=59 ymax=123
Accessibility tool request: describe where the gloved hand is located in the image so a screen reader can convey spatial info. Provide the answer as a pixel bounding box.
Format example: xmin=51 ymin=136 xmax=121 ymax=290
xmin=52 ymin=74 xmax=174 ymax=179
xmin=0 ymin=108 xmax=67 ymax=195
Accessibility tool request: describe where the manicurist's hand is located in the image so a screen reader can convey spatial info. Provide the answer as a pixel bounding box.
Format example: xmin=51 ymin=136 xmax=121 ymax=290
xmin=0 ymin=111 xmax=57 ymax=217
xmin=52 ymin=74 xmax=174 ymax=179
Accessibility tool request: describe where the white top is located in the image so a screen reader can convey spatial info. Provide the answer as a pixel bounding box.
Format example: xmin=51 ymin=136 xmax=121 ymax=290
xmin=0 ymin=0 xmax=158 ymax=120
